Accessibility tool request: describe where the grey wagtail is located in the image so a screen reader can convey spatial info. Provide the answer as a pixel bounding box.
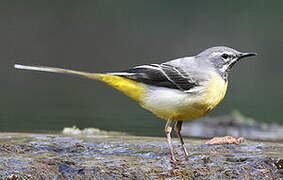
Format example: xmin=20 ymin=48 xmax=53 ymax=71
xmin=14 ymin=46 xmax=256 ymax=162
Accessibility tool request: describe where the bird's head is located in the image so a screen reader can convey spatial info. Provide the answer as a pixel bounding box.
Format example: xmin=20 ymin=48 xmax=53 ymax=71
xmin=197 ymin=46 xmax=257 ymax=79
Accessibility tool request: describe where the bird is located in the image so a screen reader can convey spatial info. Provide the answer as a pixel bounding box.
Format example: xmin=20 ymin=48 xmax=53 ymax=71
xmin=14 ymin=46 xmax=257 ymax=162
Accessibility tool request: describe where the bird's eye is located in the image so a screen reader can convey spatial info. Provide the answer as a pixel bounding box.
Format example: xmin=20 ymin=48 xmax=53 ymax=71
xmin=221 ymin=54 xmax=229 ymax=59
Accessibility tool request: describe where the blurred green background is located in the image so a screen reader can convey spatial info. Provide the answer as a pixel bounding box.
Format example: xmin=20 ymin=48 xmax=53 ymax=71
xmin=0 ymin=0 xmax=282 ymax=136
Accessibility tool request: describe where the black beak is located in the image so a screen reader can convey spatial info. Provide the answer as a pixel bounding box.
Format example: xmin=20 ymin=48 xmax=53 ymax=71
xmin=229 ymin=52 xmax=257 ymax=69
xmin=238 ymin=52 xmax=257 ymax=59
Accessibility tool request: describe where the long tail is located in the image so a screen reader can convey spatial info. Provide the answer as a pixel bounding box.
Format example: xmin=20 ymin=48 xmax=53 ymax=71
xmin=14 ymin=64 xmax=145 ymax=102
xmin=14 ymin=64 xmax=102 ymax=80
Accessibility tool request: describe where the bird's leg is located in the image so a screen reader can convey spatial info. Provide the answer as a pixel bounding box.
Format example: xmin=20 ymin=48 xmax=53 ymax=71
xmin=165 ymin=120 xmax=176 ymax=162
xmin=175 ymin=121 xmax=189 ymax=160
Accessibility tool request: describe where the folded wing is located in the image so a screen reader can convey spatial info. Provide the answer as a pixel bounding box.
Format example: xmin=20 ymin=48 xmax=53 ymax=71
xmin=108 ymin=64 xmax=198 ymax=91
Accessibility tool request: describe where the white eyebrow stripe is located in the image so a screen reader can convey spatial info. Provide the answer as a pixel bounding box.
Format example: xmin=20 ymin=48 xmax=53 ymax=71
xmin=214 ymin=51 xmax=231 ymax=54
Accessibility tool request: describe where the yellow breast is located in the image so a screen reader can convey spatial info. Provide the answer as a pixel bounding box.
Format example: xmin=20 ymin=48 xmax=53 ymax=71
xmin=164 ymin=72 xmax=228 ymax=121
xmin=201 ymin=72 xmax=228 ymax=113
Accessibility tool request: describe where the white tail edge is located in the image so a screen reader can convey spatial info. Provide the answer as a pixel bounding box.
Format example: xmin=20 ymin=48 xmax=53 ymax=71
xmin=14 ymin=63 xmax=101 ymax=80
xmin=14 ymin=64 xmax=60 ymax=73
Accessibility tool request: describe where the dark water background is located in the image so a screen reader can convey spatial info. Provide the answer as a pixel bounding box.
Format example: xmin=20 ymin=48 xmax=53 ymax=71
xmin=0 ymin=1 xmax=282 ymax=136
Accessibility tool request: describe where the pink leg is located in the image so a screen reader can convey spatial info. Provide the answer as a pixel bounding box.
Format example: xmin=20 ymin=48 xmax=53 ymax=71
xmin=165 ymin=120 xmax=176 ymax=162
xmin=175 ymin=121 xmax=189 ymax=160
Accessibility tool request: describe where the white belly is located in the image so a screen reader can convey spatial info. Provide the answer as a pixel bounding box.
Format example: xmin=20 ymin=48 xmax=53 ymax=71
xmin=142 ymin=86 xmax=190 ymax=113
xmin=140 ymin=85 xmax=205 ymax=120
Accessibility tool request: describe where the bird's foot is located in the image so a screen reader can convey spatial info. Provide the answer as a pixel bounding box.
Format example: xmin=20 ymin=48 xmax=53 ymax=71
xmin=170 ymin=155 xmax=177 ymax=163
xmin=184 ymin=155 xmax=189 ymax=161
xmin=170 ymin=158 xmax=181 ymax=165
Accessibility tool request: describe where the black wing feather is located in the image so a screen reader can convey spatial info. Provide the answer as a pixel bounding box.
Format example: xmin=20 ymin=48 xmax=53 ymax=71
xmin=109 ymin=64 xmax=198 ymax=91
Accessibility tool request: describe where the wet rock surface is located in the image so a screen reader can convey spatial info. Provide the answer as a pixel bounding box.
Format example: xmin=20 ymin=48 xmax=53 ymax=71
xmin=0 ymin=132 xmax=282 ymax=179
xmin=182 ymin=113 xmax=283 ymax=141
